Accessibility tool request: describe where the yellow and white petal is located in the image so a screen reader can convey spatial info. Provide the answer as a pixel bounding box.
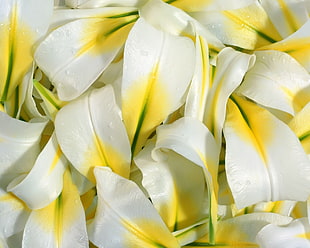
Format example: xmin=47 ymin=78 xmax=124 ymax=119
xmin=223 ymin=95 xmax=310 ymax=209
xmin=260 ymin=0 xmax=309 ymax=38
xmin=0 ymin=189 xmax=30 ymax=238
xmin=185 ymin=213 xmax=292 ymax=247
xmin=203 ymin=47 xmax=255 ymax=144
xmin=289 ymin=102 xmax=310 ymax=154
xmin=22 ymin=169 xmax=88 ymax=248
xmin=258 ymin=19 xmax=310 ymax=72
xmin=192 ymin=2 xmax=282 ymax=50
xmin=65 ymin=0 xmax=146 ymax=8
xmin=238 ymin=50 xmax=310 ymax=115
xmin=55 ymin=85 xmax=131 ymax=183
xmin=0 ymin=112 xmax=47 ymax=189
xmin=7 ymin=133 xmax=68 ymax=210
xmin=0 ymin=0 xmax=53 ymax=101
xmin=135 ymin=141 xmax=208 ymax=232
xmin=121 ymin=17 xmax=195 ymax=155
xmin=256 ymin=217 xmax=310 ymax=248
xmin=35 ymin=9 xmax=138 ymax=101
xmin=88 ymin=167 xmax=180 ymax=248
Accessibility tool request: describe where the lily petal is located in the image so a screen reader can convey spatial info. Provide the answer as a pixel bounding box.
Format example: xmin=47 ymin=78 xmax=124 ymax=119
xmin=237 ymin=50 xmax=310 ymax=115
xmin=256 ymin=217 xmax=310 ymax=248
xmin=0 ymin=0 xmax=53 ymax=102
xmin=7 ymin=133 xmax=68 ymax=210
xmin=65 ymin=0 xmax=147 ymax=8
xmin=88 ymin=167 xmax=180 ymax=248
xmin=35 ymin=8 xmax=138 ymax=101
xmin=223 ymin=95 xmax=310 ymax=209
xmin=135 ymin=140 xmax=208 ymax=232
xmin=55 ymin=84 xmax=131 ymax=183
xmin=121 ymin=17 xmax=195 ymax=155
xmin=22 ymin=169 xmax=88 ymax=248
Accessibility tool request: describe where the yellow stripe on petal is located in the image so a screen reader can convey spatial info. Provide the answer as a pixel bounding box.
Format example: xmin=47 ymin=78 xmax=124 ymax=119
xmin=166 ymin=0 xmax=213 ymax=12
xmin=276 ymin=0 xmax=300 ymax=33
xmin=296 ymin=232 xmax=310 ymax=239
xmin=48 ymin=145 xmax=63 ymax=174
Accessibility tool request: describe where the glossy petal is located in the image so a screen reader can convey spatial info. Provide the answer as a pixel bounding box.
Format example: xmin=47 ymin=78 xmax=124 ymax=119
xmin=0 ymin=112 xmax=47 ymax=189
xmin=203 ymin=47 xmax=255 ymax=144
xmin=22 ymin=169 xmax=88 ymax=248
xmin=237 ymin=50 xmax=310 ymax=115
xmin=121 ymin=17 xmax=195 ymax=155
xmin=256 ymin=218 xmax=310 ymax=248
xmin=7 ymin=133 xmax=68 ymax=210
xmin=192 ymin=2 xmax=282 ymax=50
xmin=223 ymin=95 xmax=310 ymax=209
xmin=0 ymin=189 xmax=30 ymax=238
xmin=65 ymin=0 xmax=146 ymax=8
xmin=88 ymin=167 xmax=180 ymax=248
xmin=0 ymin=0 xmax=53 ymax=101
xmin=55 ymin=84 xmax=131 ymax=183
xmin=135 ymin=140 xmax=208 ymax=232
xmin=260 ymin=0 xmax=309 ymax=38
xmin=35 ymin=9 xmax=138 ymax=101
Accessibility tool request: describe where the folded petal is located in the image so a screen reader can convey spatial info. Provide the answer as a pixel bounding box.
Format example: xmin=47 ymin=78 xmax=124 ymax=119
xmin=65 ymin=0 xmax=147 ymax=8
xmin=121 ymin=17 xmax=195 ymax=155
xmin=22 ymin=169 xmax=88 ymax=248
xmin=224 ymin=95 xmax=310 ymax=209
xmin=237 ymin=50 xmax=310 ymax=115
xmin=135 ymin=140 xmax=208 ymax=232
xmin=55 ymin=84 xmax=131 ymax=183
xmin=256 ymin=217 xmax=310 ymax=248
xmin=0 ymin=0 xmax=53 ymax=101
xmin=88 ymin=167 xmax=180 ymax=248
xmin=7 ymin=133 xmax=68 ymax=210
xmin=35 ymin=8 xmax=138 ymax=101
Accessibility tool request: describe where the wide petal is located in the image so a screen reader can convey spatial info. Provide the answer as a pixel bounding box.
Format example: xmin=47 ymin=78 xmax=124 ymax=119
xmin=88 ymin=167 xmax=180 ymax=248
xmin=121 ymin=17 xmax=195 ymax=155
xmin=35 ymin=8 xmax=138 ymax=101
xmin=55 ymin=84 xmax=131 ymax=183
xmin=7 ymin=133 xmax=68 ymax=210
xmin=237 ymin=50 xmax=310 ymax=116
xmin=22 ymin=169 xmax=88 ymax=248
xmin=256 ymin=217 xmax=310 ymax=248
xmin=135 ymin=140 xmax=208 ymax=232
xmin=0 ymin=0 xmax=53 ymax=101
xmin=223 ymin=95 xmax=310 ymax=209
xmin=0 ymin=112 xmax=47 ymax=189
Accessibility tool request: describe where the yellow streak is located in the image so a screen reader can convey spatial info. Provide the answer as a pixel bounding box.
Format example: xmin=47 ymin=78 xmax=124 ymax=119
xmin=168 ymin=0 xmax=212 ymax=12
xmin=296 ymin=232 xmax=310 ymax=239
xmin=48 ymin=145 xmax=63 ymax=174
xmin=277 ymin=0 xmax=300 ymax=33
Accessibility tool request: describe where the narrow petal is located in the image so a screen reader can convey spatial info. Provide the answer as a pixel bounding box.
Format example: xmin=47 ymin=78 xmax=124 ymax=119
xmin=65 ymin=0 xmax=147 ymax=8
xmin=135 ymin=141 xmax=208 ymax=232
xmin=192 ymin=2 xmax=282 ymax=50
xmin=88 ymin=167 xmax=180 ymax=248
xmin=121 ymin=17 xmax=195 ymax=155
xmin=22 ymin=169 xmax=88 ymax=248
xmin=237 ymin=50 xmax=310 ymax=116
xmin=0 ymin=0 xmax=53 ymax=101
xmin=35 ymin=8 xmax=138 ymax=101
xmin=55 ymin=84 xmax=131 ymax=183
xmin=0 ymin=112 xmax=47 ymax=189
xmin=256 ymin=218 xmax=310 ymax=248
xmin=223 ymin=95 xmax=310 ymax=209
xmin=203 ymin=47 xmax=255 ymax=144
xmin=7 ymin=133 xmax=68 ymax=210
xmin=0 ymin=189 xmax=30 ymax=238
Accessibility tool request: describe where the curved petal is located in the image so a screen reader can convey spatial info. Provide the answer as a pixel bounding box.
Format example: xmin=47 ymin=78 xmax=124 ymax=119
xmin=55 ymin=84 xmax=131 ymax=183
xmin=0 ymin=0 xmax=53 ymax=101
xmin=22 ymin=169 xmax=88 ymax=248
xmin=65 ymin=0 xmax=146 ymax=8
xmin=237 ymin=50 xmax=310 ymax=115
xmin=35 ymin=9 xmax=138 ymax=101
xmin=203 ymin=47 xmax=255 ymax=144
xmin=0 ymin=189 xmax=30 ymax=238
xmin=260 ymin=0 xmax=309 ymax=38
xmin=135 ymin=140 xmax=208 ymax=232
xmin=121 ymin=17 xmax=195 ymax=155
xmin=88 ymin=167 xmax=180 ymax=248
xmin=0 ymin=112 xmax=47 ymax=189
xmin=7 ymin=133 xmax=68 ymax=210
xmin=256 ymin=218 xmax=310 ymax=248
xmin=223 ymin=95 xmax=310 ymax=209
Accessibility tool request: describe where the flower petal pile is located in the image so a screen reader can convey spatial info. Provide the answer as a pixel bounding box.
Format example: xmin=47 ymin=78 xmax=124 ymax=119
xmin=1 ymin=0 xmax=310 ymax=247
